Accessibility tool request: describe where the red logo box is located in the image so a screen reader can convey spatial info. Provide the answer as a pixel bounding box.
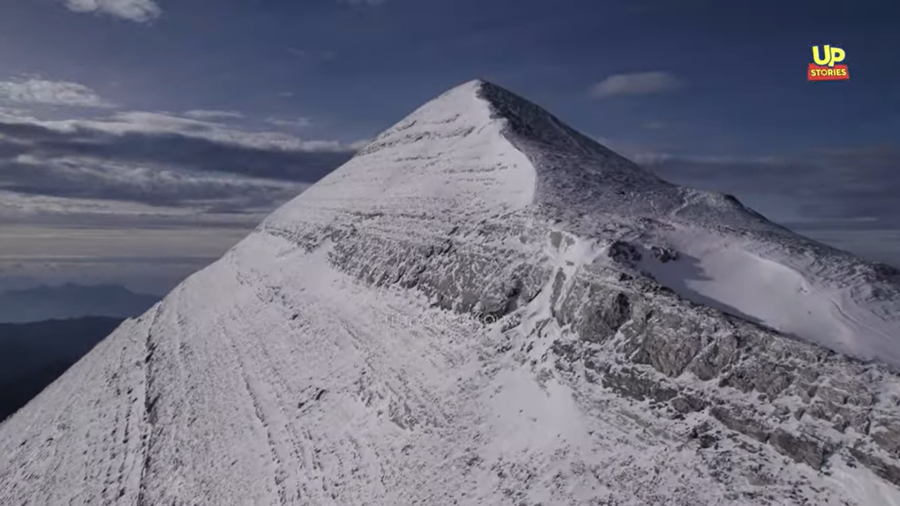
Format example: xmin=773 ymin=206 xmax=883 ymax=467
xmin=809 ymin=64 xmax=849 ymax=81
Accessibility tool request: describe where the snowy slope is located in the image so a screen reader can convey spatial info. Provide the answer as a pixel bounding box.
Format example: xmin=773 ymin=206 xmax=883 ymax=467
xmin=2 ymin=79 xmax=900 ymax=506
xmin=639 ymin=226 xmax=900 ymax=365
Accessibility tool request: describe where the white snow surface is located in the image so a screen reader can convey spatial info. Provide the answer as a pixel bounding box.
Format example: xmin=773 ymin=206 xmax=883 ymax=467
xmin=267 ymin=80 xmax=536 ymax=228
xmin=2 ymin=79 xmax=900 ymax=505
xmin=639 ymin=225 xmax=900 ymax=366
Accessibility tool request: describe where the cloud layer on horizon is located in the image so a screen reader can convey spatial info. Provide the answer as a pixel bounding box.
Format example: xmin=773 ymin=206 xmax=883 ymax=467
xmin=183 ymin=110 xmax=244 ymax=121
xmin=639 ymin=146 xmax=900 ymax=229
xmin=636 ymin=146 xmax=900 ymax=267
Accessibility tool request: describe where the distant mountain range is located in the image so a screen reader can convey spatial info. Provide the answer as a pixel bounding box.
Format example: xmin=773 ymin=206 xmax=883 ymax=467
xmin=0 ymin=316 xmax=123 ymax=422
xmin=0 ymin=283 xmax=159 ymax=323
xmin=0 ymin=284 xmax=156 ymax=421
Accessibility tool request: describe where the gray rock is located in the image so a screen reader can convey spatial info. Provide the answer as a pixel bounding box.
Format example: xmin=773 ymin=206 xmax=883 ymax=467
xmin=710 ymin=405 xmax=770 ymax=443
xmin=670 ymin=394 xmax=708 ymax=414
xmin=596 ymin=366 xmax=678 ymax=404
xmin=768 ymin=429 xmax=833 ymax=470
xmin=870 ymin=419 xmax=900 ymax=456
xmin=607 ymin=241 xmax=642 ymax=265
xmin=816 ymin=385 xmax=849 ymax=405
xmin=719 ymin=360 xmax=795 ymax=397
xmin=576 ymin=291 xmax=632 ymax=345
xmin=549 ymin=270 xmax=566 ymax=311
xmin=688 ymin=334 xmax=740 ymax=381
xmin=650 ymin=246 xmax=679 ymax=263
xmin=849 ymin=446 xmax=900 ymax=487
xmin=632 ymin=316 xmax=703 ymax=377
xmin=670 ymin=397 xmax=692 ymax=414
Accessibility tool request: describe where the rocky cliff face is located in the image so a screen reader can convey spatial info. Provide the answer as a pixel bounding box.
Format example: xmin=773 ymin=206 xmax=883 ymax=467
xmin=2 ymin=80 xmax=899 ymax=505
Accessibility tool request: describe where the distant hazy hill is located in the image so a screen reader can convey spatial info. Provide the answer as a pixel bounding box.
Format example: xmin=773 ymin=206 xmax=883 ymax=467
xmin=0 ymin=283 xmax=158 ymax=323
xmin=0 ymin=316 xmax=123 ymax=422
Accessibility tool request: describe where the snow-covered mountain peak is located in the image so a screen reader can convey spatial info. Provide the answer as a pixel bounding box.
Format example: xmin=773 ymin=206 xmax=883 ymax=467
xmin=266 ymin=80 xmax=538 ymax=229
xmin=271 ymin=79 xmax=671 ymax=231
xmin=4 ymin=80 xmax=900 ymax=506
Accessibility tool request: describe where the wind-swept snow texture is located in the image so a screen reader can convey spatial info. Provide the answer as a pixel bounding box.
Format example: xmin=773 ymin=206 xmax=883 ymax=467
xmin=2 ymin=79 xmax=900 ymax=506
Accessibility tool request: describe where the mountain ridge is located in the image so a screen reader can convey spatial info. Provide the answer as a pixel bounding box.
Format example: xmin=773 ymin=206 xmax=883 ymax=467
xmin=2 ymin=79 xmax=900 ymax=505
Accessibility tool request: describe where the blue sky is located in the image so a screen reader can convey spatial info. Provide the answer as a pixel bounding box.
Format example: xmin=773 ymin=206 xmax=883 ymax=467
xmin=3 ymin=0 xmax=897 ymax=148
xmin=0 ymin=0 xmax=897 ymax=293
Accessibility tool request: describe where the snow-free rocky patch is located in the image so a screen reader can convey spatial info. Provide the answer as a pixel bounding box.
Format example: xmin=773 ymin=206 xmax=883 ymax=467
xmin=2 ymin=80 xmax=900 ymax=505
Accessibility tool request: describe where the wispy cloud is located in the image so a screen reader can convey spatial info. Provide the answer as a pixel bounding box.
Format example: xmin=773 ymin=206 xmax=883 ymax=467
xmin=0 ymin=109 xmax=355 ymax=215
xmin=589 ymin=71 xmax=683 ymax=98
xmin=62 ymin=0 xmax=162 ymax=23
xmin=0 ymin=78 xmax=115 ymax=108
xmin=349 ymin=139 xmax=371 ymax=151
xmin=183 ymin=110 xmax=244 ymax=121
xmin=265 ymin=117 xmax=313 ymax=129
xmin=14 ymin=110 xmax=350 ymax=152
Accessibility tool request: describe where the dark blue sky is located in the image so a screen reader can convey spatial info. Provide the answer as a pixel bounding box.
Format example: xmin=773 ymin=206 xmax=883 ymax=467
xmin=2 ymin=0 xmax=897 ymax=149
xmin=0 ymin=0 xmax=897 ymax=292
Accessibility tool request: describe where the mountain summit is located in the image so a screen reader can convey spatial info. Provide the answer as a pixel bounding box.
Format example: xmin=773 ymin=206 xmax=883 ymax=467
xmin=2 ymin=80 xmax=900 ymax=505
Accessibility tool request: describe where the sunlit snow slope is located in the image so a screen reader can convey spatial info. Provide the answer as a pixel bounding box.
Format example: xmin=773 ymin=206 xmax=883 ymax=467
xmin=2 ymin=80 xmax=900 ymax=506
